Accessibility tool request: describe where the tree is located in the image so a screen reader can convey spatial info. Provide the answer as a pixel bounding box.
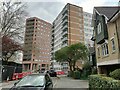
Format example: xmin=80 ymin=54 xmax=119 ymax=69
xmin=0 ymin=1 xmax=28 ymax=40
xmin=55 ymin=43 xmax=88 ymax=72
xmin=2 ymin=36 xmax=22 ymax=62
xmin=55 ymin=46 xmax=73 ymax=71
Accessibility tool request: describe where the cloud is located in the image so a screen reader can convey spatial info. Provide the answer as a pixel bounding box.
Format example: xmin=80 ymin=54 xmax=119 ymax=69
xmin=27 ymin=2 xmax=65 ymax=23
xmin=79 ymin=0 xmax=119 ymax=13
xmin=26 ymin=0 xmax=119 ymax=23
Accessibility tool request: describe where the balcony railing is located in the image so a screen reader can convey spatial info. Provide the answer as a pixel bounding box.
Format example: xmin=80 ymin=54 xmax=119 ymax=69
xmin=62 ymin=43 xmax=68 ymax=48
xmin=62 ymin=19 xmax=68 ymax=25
xmin=62 ymin=22 xmax=68 ymax=28
xmin=62 ymin=30 xmax=68 ymax=36
xmin=62 ymin=13 xmax=68 ymax=19
xmin=62 ymin=24 xmax=68 ymax=30
xmin=62 ymin=15 xmax=68 ymax=21
xmin=62 ymin=8 xmax=68 ymax=16
xmin=62 ymin=37 xmax=68 ymax=42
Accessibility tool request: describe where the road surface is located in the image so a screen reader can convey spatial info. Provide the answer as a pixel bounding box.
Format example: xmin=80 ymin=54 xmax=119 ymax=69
xmin=1 ymin=75 xmax=88 ymax=90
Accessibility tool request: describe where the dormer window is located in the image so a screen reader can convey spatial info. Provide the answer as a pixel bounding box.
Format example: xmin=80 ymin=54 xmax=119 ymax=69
xmin=97 ymin=23 xmax=102 ymax=34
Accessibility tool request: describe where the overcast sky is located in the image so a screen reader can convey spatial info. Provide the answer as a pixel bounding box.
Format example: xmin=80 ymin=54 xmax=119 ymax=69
xmin=25 ymin=0 xmax=119 ymax=23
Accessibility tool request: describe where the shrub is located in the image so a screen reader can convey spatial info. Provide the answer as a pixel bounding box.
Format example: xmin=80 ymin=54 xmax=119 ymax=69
xmin=109 ymin=69 xmax=120 ymax=80
xmin=89 ymin=75 xmax=120 ymax=89
xmin=91 ymin=67 xmax=97 ymax=74
xmin=67 ymin=71 xmax=74 ymax=77
xmin=83 ymin=61 xmax=91 ymax=70
xmin=73 ymin=70 xmax=80 ymax=79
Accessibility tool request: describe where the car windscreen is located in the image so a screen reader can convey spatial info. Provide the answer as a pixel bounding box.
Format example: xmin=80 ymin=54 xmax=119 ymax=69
xmin=16 ymin=75 xmax=45 ymax=87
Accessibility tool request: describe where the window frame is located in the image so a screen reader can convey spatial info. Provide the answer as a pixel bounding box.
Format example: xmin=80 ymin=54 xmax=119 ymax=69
xmin=97 ymin=22 xmax=102 ymax=34
xmin=101 ymin=43 xmax=109 ymax=56
xmin=111 ymin=38 xmax=116 ymax=52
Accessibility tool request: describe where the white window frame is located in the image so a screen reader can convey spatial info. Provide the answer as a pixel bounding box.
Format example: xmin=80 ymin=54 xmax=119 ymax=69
xmin=97 ymin=23 xmax=102 ymax=34
xmin=101 ymin=43 xmax=109 ymax=56
xmin=111 ymin=38 xmax=116 ymax=51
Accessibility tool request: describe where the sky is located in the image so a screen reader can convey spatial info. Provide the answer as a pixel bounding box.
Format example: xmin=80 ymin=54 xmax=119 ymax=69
xmin=24 ymin=0 xmax=119 ymax=23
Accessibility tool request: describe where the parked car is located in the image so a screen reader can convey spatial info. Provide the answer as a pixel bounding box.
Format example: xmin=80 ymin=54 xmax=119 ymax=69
xmin=10 ymin=73 xmax=53 ymax=90
xmin=46 ymin=70 xmax=57 ymax=77
xmin=56 ymin=70 xmax=65 ymax=75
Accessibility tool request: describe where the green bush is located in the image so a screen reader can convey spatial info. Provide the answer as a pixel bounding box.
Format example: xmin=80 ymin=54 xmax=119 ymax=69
xmin=89 ymin=75 xmax=120 ymax=89
xmin=67 ymin=71 xmax=74 ymax=77
xmin=109 ymin=69 xmax=120 ymax=80
xmin=83 ymin=61 xmax=92 ymax=70
xmin=91 ymin=67 xmax=97 ymax=74
xmin=73 ymin=70 xmax=80 ymax=79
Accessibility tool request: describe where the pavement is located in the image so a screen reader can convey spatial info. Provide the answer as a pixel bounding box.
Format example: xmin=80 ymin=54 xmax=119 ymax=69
xmin=0 ymin=80 xmax=18 ymax=87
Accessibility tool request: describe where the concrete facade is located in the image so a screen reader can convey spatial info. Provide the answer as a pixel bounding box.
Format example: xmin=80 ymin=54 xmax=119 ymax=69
xmin=83 ymin=12 xmax=94 ymax=47
xmin=51 ymin=3 xmax=84 ymax=71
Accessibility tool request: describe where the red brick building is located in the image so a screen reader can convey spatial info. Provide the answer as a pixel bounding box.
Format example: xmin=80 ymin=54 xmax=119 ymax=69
xmin=23 ymin=17 xmax=52 ymax=72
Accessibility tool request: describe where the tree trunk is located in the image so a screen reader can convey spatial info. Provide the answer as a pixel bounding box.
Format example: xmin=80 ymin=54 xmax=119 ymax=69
xmin=68 ymin=61 xmax=72 ymax=72
xmin=73 ymin=61 xmax=76 ymax=71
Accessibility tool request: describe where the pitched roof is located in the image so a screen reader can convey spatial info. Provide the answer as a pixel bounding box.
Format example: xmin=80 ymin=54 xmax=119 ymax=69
xmin=94 ymin=7 xmax=119 ymax=19
xmin=109 ymin=10 xmax=120 ymax=22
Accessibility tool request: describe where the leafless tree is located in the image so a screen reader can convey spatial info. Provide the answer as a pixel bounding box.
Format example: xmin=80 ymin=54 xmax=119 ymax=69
xmin=0 ymin=1 xmax=28 ymax=40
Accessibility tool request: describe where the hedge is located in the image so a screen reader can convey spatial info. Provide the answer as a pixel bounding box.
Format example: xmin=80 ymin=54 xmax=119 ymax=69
xmin=109 ymin=69 xmax=120 ymax=80
xmin=89 ymin=75 xmax=120 ymax=90
xmin=73 ymin=70 xmax=81 ymax=79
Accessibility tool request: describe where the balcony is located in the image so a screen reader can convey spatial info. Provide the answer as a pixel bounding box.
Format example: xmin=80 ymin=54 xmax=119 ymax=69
xmin=62 ymin=13 xmax=68 ymax=19
xmin=26 ymin=22 xmax=34 ymax=26
xmin=51 ymin=43 xmax=54 ymax=46
xmin=52 ymin=29 xmax=54 ymax=33
xmin=62 ymin=19 xmax=68 ymax=25
xmin=51 ymin=47 xmax=54 ymax=51
xmin=62 ymin=15 xmax=68 ymax=21
xmin=52 ymin=38 xmax=54 ymax=42
xmin=27 ymin=19 xmax=35 ymax=22
xmin=62 ymin=24 xmax=68 ymax=30
xmin=91 ymin=36 xmax=95 ymax=41
xmin=62 ymin=8 xmax=68 ymax=16
xmin=26 ymin=26 xmax=34 ymax=29
xmin=52 ymin=33 xmax=54 ymax=37
xmin=62 ymin=42 xmax=68 ymax=48
xmin=62 ymin=33 xmax=68 ymax=38
xmin=62 ymin=30 xmax=68 ymax=36
xmin=62 ymin=21 xmax=68 ymax=28
xmin=62 ymin=37 xmax=68 ymax=42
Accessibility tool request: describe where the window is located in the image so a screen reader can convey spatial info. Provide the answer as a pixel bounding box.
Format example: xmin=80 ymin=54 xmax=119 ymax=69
xmin=42 ymin=64 xmax=45 ymax=67
xmin=97 ymin=23 xmax=102 ymax=34
xmin=101 ymin=43 xmax=109 ymax=56
xmin=111 ymin=38 xmax=115 ymax=51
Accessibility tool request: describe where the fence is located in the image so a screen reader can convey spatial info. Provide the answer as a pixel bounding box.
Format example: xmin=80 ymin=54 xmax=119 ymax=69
xmin=2 ymin=65 xmax=22 ymax=81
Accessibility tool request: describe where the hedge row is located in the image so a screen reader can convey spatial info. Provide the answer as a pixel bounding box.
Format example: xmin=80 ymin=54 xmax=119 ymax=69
xmin=73 ymin=71 xmax=81 ymax=79
xmin=109 ymin=69 xmax=120 ymax=80
xmin=89 ymin=75 xmax=120 ymax=89
xmin=68 ymin=71 xmax=81 ymax=79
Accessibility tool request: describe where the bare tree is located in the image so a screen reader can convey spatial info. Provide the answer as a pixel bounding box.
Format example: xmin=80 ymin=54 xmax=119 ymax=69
xmin=0 ymin=1 xmax=28 ymax=40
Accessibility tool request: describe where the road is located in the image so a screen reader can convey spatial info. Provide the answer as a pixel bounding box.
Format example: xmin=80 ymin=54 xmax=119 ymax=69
xmin=0 ymin=77 xmax=57 ymax=90
xmin=54 ymin=75 xmax=88 ymax=89
xmin=1 ymin=75 xmax=88 ymax=89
